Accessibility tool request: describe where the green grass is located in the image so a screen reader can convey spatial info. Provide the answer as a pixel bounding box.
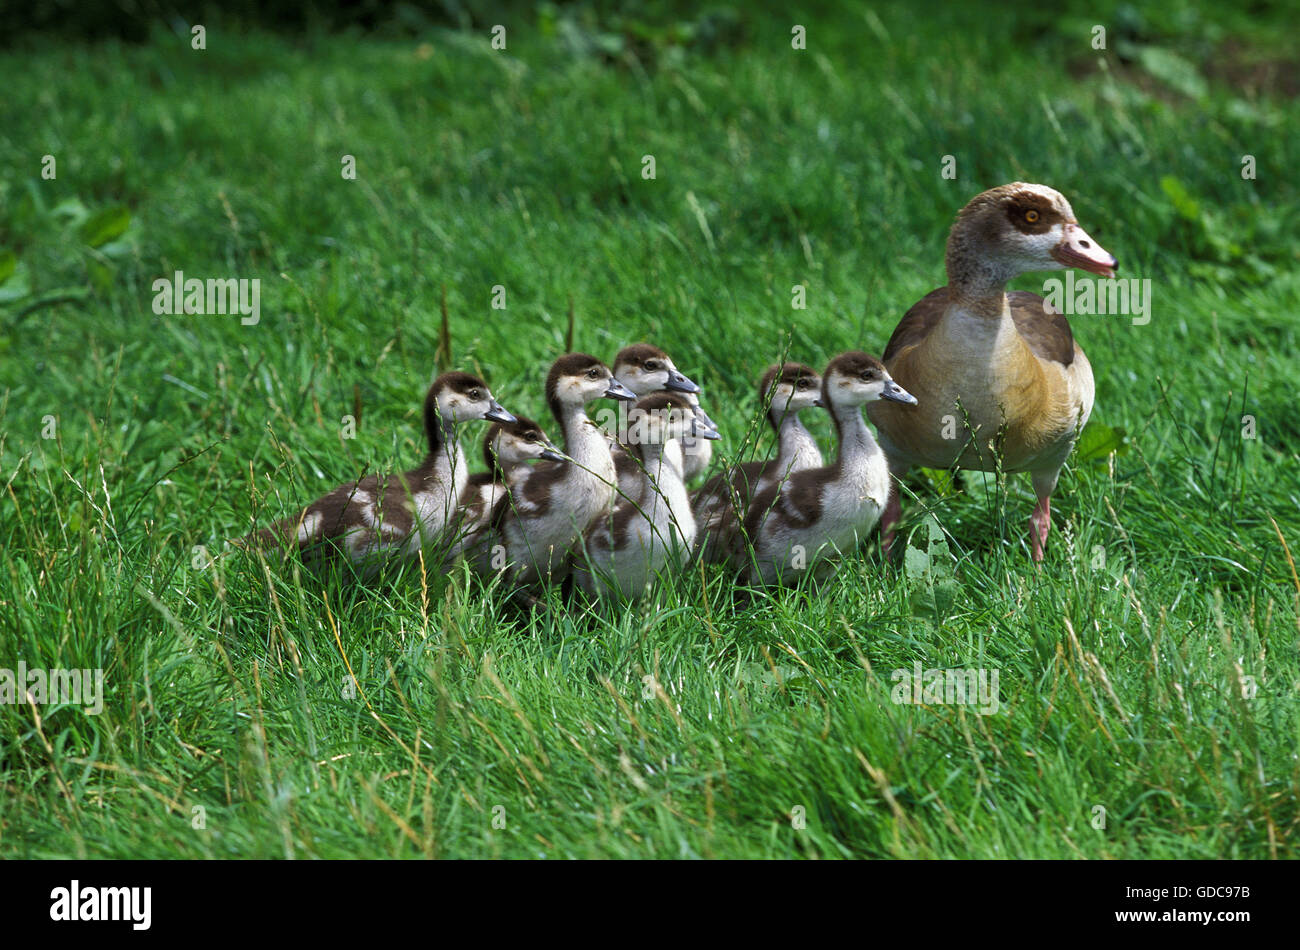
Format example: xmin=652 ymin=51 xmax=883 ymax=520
xmin=2 ymin=2 xmax=1298 ymax=858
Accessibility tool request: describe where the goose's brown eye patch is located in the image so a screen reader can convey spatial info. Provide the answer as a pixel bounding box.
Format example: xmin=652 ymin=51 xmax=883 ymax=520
xmin=1007 ymin=196 xmax=1055 ymax=234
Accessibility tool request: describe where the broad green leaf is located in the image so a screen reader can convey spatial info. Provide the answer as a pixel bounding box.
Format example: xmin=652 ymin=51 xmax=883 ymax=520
xmin=1136 ymin=46 xmax=1208 ymax=100
xmin=79 ymin=205 xmax=131 ymax=248
xmin=51 ymin=196 xmax=89 ymax=224
xmin=903 ymin=542 xmax=931 ymax=579
xmin=1076 ymin=422 xmax=1129 ymax=464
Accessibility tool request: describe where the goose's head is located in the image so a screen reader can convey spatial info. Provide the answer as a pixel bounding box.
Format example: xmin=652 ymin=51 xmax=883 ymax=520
xmin=426 ymin=371 xmax=515 ymax=427
xmin=823 ymin=352 xmax=916 ymax=408
xmin=484 ymin=415 xmax=566 ymax=471
xmin=612 ymin=343 xmax=700 ymax=396
xmin=625 ymin=392 xmax=721 ymax=447
xmin=546 ymin=353 xmax=637 ymax=416
xmin=945 ymin=182 xmax=1117 ymax=290
xmin=760 ymin=362 xmax=824 ymax=419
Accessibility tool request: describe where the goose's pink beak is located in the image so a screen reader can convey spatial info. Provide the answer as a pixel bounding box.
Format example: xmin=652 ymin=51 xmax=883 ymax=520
xmin=1053 ymin=224 xmax=1117 ymax=277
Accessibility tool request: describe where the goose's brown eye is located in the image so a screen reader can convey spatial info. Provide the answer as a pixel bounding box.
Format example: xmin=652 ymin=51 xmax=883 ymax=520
xmin=644 ymin=360 xmax=658 ymax=371
xmin=860 ymin=372 xmax=875 ymax=382
xmin=469 ymin=389 xmax=482 ymax=400
xmin=796 ymin=378 xmax=808 ymax=390
xmin=1025 ymin=209 xmax=1039 ymax=223
xmin=587 ymin=369 xmax=600 ymax=379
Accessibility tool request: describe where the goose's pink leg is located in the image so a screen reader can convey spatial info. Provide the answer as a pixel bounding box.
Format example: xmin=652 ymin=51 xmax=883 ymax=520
xmin=1029 ymin=496 xmax=1051 ymax=562
xmin=1029 ymin=468 xmax=1064 ymax=563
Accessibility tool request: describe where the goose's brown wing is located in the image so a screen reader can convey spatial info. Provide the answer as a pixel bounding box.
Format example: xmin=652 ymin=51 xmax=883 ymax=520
xmin=881 ymin=287 xmax=1075 ymax=368
xmin=881 ymin=287 xmax=950 ymax=365
xmin=1007 ymin=291 xmax=1075 ymax=367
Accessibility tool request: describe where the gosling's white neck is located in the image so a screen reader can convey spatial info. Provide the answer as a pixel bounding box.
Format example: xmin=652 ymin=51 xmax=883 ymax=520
xmin=829 ymin=401 xmax=879 ymax=470
xmin=408 ymin=417 xmax=471 ymax=546
xmin=636 ymin=441 xmax=693 ymax=535
xmin=558 ymin=402 xmax=614 ymax=481
xmin=772 ymin=407 xmax=821 ymax=474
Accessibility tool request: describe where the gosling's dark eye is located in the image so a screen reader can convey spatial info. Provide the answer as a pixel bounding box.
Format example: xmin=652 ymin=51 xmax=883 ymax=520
xmin=587 ymin=369 xmax=600 ymax=379
xmin=643 ymin=360 xmax=659 ymax=371
xmin=469 ymin=389 xmax=482 ymax=400
xmin=860 ymin=372 xmax=876 ymax=382
xmin=795 ymin=378 xmax=808 ymax=390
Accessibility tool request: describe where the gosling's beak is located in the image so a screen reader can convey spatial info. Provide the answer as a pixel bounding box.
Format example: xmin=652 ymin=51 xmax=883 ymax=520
xmin=605 ymin=378 xmax=637 ymax=401
xmin=880 ymin=380 xmax=917 ymax=406
xmin=540 ymin=446 xmax=566 ymax=463
xmin=690 ymin=411 xmax=722 ymax=441
xmin=1052 ymin=223 xmax=1118 ymax=278
xmin=664 ymin=371 xmax=701 ymax=394
xmin=484 ymin=402 xmax=516 ymax=423
xmin=691 ymin=405 xmax=717 ymax=431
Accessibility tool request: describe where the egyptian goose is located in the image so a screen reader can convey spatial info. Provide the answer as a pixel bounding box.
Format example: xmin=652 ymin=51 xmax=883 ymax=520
xmin=485 ymin=353 xmax=636 ymax=588
xmin=607 ymin=343 xmax=701 ymax=497
xmin=243 ymin=371 xmax=515 ymax=576
xmin=678 ymin=392 xmax=716 ymax=483
xmin=693 ymin=362 xmax=824 ymax=551
xmin=448 ymin=416 xmax=564 ymax=561
xmin=574 ymin=392 xmax=720 ymax=599
xmin=865 ymin=182 xmax=1116 ymax=561
xmin=732 ymin=352 xmax=914 ymax=585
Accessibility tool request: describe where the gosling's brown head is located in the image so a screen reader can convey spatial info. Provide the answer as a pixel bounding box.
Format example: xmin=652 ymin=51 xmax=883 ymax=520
xmin=544 ymin=353 xmax=637 ymax=420
xmin=424 ymin=371 xmax=514 ymax=434
xmin=624 ymin=392 xmax=720 ymax=448
xmin=759 ymin=362 xmax=824 ymax=418
xmin=822 ymin=352 xmax=916 ymax=408
xmin=483 ymin=415 xmax=566 ymax=473
xmin=612 ymin=343 xmax=701 ymax=396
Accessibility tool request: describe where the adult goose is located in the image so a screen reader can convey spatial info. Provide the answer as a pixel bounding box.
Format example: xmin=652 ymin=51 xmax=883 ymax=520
xmin=866 ymin=182 xmax=1117 ymax=561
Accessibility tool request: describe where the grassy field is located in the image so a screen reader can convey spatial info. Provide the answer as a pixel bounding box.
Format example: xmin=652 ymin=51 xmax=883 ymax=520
xmin=2 ymin=2 xmax=1298 ymax=858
